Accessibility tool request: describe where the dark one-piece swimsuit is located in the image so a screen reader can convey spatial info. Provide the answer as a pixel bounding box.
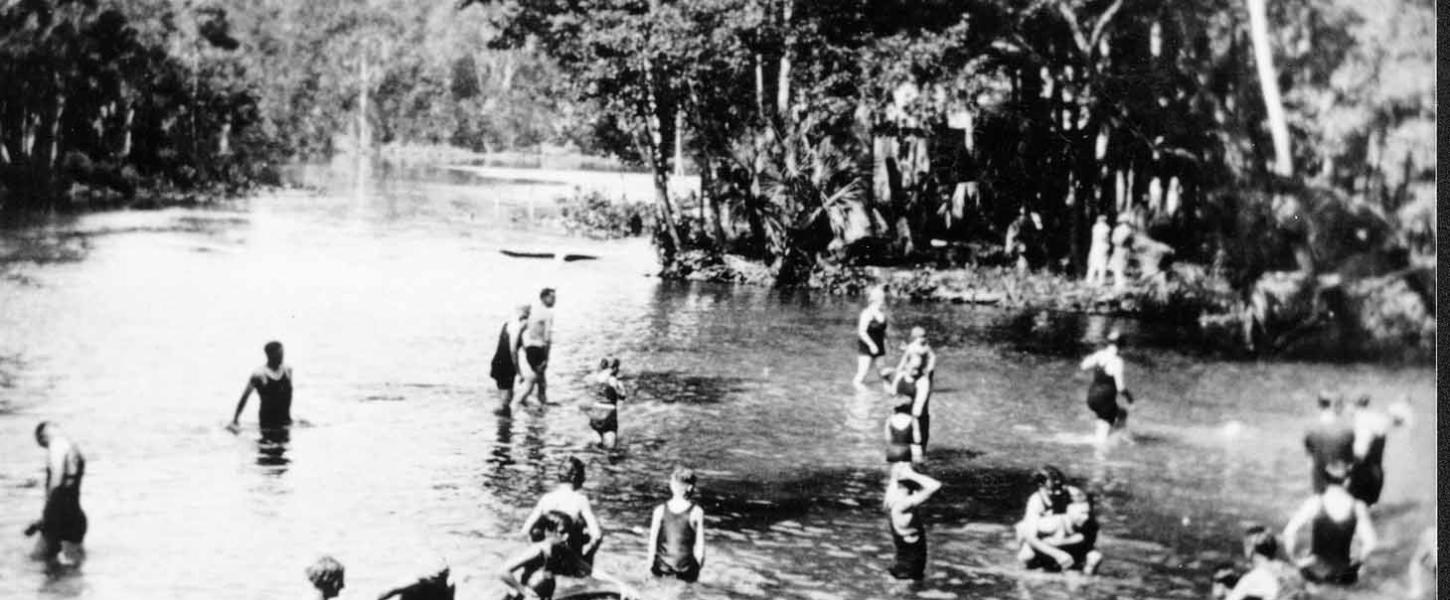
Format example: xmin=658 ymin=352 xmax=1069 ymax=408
xmin=1085 ymin=366 xmax=1119 ymax=424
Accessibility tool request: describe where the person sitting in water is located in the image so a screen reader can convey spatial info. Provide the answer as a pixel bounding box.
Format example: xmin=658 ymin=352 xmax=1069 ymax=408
xmin=1079 ymin=330 xmax=1133 ymax=445
xmin=853 ymin=286 xmax=889 ymax=386
xmin=515 ymin=288 xmax=556 ymax=405
xmin=885 ymin=327 xmax=936 ymax=451
xmin=306 ymin=555 xmax=346 ymax=599
xmin=520 ymin=456 xmax=603 ymax=576
xmin=1303 ymin=392 xmax=1354 ymax=494
xmin=501 ymin=511 xmax=634 ymax=600
xmin=491 ymin=304 xmax=531 ymax=409
xmin=584 ymin=358 xmax=625 ymax=449
xmin=1215 ymin=525 xmax=1306 ymax=600
xmin=884 ymin=400 xmax=923 ymax=466
xmin=25 ymin=421 xmax=87 ymax=565
xmin=884 ymin=462 xmax=942 ymax=580
xmin=230 ymin=340 xmax=294 ymax=431
xmin=646 ymin=467 xmax=706 ymax=582
xmin=1347 ymin=394 xmax=1400 ymax=507
xmin=1016 ymin=466 xmax=1099 ymax=573
xmin=1282 ymin=461 xmax=1377 ymax=585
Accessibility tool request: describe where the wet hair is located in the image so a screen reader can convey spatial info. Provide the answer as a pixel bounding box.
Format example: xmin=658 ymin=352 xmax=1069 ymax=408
xmin=1242 ymin=524 xmax=1279 ymax=559
xmin=539 ymin=287 xmax=555 ymax=299
xmin=1316 ymin=391 xmax=1337 ymax=409
xmin=670 ymin=466 xmax=697 ymax=486
xmin=264 ymin=340 xmax=283 ymax=356
xmin=909 ymin=326 xmax=927 ymax=341
xmin=34 ymin=421 xmax=52 ymax=442
xmin=1032 ymin=465 xmax=1065 ymax=488
xmin=305 ymin=555 xmax=345 ymax=593
xmin=599 ymin=357 xmax=620 ymax=371
xmin=557 ymin=456 xmax=586 ymax=487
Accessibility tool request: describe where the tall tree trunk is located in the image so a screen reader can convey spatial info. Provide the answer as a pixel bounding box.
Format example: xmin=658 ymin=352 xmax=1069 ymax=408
xmin=777 ymin=0 xmax=796 ymax=173
xmin=1244 ymin=0 xmax=1291 ymax=178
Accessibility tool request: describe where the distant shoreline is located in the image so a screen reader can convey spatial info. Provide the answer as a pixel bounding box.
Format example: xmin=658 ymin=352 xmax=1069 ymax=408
xmin=444 ymin=164 xmax=699 ymax=204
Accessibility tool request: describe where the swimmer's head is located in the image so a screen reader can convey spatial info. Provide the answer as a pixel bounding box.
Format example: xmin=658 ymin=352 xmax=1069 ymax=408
xmin=539 ymin=287 xmax=557 ymax=307
xmin=1315 ymin=390 xmax=1338 ymax=410
xmin=1241 ymin=524 xmax=1279 ymax=560
xmin=909 ymin=326 xmax=927 ymax=342
xmin=599 ymin=357 xmax=620 ymax=373
xmin=1104 ymin=329 xmax=1121 ymax=348
xmin=1032 ymin=465 xmax=1065 ymax=491
xmin=669 ymin=466 xmax=697 ymax=497
xmin=1353 ymin=394 xmax=1371 ymax=408
xmin=1322 ymin=461 xmax=1350 ymax=487
xmin=558 ymin=456 xmax=586 ymax=487
xmin=868 ymin=286 xmax=886 ymax=305
xmin=535 ymin=511 xmax=574 ymax=545
xmin=33 ymin=421 xmax=54 ymax=446
xmin=1096 ymin=215 xmax=1107 ymax=224
xmin=264 ymin=341 xmax=284 ymax=365
xmin=516 ymin=303 xmax=532 ymax=318
xmin=306 ymin=555 xmax=346 ymax=598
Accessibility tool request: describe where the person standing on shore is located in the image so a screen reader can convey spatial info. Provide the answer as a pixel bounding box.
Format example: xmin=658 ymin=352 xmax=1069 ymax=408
xmin=1303 ymin=392 xmax=1354 ymax=494
xmin=1109 ymin=214 xmax=1133 ymax=290
xmin=852 ymin=286 xmax=889 ymax=386
xmin=516 ymin=288 xmax=556 ymax=405
xmin=229 ymin=340 xmax=293 ymax=431
xmin=1079 ymin=331 xmax=1133 ymax=445
xmin=491 ymin=304 xmax=531 ymax=410
xmin=1085 ymin=215 xmax=1111 ymax=286
xmin=884 ymin=462 xmax=941 ymax=580
xmin=26 ymin=422 xmax=87 ymax=565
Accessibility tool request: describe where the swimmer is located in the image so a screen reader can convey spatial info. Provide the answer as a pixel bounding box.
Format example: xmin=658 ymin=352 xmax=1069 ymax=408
xmin=884 ymin=400 xmax=923 ymax=465
xmin=491 ymin=304 xmax=531 ymax=409
xmin=520 ymin=456 xmax=603 ymax=576
xmin=229 ymin=340 xmax=293 ymax=431
xmin=1218 ymin=525 xmax=1306 ymax=600
xmin=500 ymin=511 xmax=633 ymax=600
xmin=25 ymin=421 xmax=87 ymax=565
xmin=305 ymin=556 xmax=346 ymax=599
xmin=1017 ymin=483 xmax=1101 ymax=573
xmin=516 ymin=288 xmax=556 ymax=405
xmin=1078 ymin=330 xmax=1133 ymax=445
xmin=884 ymin=463 xmax=941 ymax=580
xmin=584 ymin=358 xmax=625 ymax=449
xmin=646 ymin=467 xmax=706 ymax=582
xmin=853 ymin=286 xmax=889 ymax=386
xmin=1303 ymin=391 xmax=1354 ymax=494
xmin=1347 ymin=394 xmax=1399 ymax=507
xmin=1282 ymin=461 xmax=1377 ymax=585
xmin=888 ymin=327 xmax=936 ymax=451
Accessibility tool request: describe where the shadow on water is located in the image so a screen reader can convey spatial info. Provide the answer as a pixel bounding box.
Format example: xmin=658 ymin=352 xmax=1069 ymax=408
xmin=629 ymin=371 xmax=749 ymax=405
xmin=255 ymin=428 xmax=291 ymax=472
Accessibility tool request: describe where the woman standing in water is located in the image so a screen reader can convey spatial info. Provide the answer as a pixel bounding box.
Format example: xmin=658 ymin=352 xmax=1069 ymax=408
xmin=585 ymin=357 xmax=625 ymax=449
xmin=491 ymin=304 xmax=531 ymax=410
xmin=1079 ymin=331 xmax=1133 ymax=444
xmin=852 ymin=286 xmax=889 ymax=386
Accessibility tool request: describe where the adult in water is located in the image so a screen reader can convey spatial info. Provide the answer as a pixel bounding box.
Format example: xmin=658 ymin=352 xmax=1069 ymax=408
xmin=26 ymin=421 xmax=87 ymax=565
xmin=1078 ymin=330 xmax=1133 ymax=444
xmin=1347 ymin=394 xmax=1399 ymax=507
xmin=491 ymin=304 xmax=531 ymax=410
xmin=585 ymin=357 xmax=625 ymax=449
xmin=852 ymin=286 xmax=888 ymax=386
xmin=230 ymin=340 xmax=293 ymax=431
xmin=1282 ymin=461 xmax=1377 ymax=585
xmin=1303 ymin=391 xmax=1354 ymax=494
xmin=884 ymin=462 xmax=942 ymax=580
xmin=520 ymin=456 xmax=603 ymax=576
xmin=1016 ymin=466 xmax=1100 ymax=573
xmin=1214 ymin=525 xmax=1305 ymax=600
xmin=516 ymin=288 xmax=556 ymax=405
xmin=500 ymin=511 xmax=633 ymax=600
xmin=887 ymin=327 xmax=936 ymax=451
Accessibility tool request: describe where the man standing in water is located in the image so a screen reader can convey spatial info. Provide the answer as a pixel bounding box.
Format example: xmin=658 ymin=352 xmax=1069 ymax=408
xmin=229 ymin=340 xmax=293 ymax=431
xmin=1283 ymin=461 xmax=1377 ymax=585
xmin=1303 ymin=392 xmax=1354 ymax=494
xmin=490 ymin=304 xmax=531 ymax=410
xmin=884 ymin=462 xmax=941 ymax=580
xmin=1347 ymin=394 xmax=1399 ymax=507
xmin=515 ymin=288 xmax=555 ymax=405
xmin=26 ymin=421 xmax=87 ymax=565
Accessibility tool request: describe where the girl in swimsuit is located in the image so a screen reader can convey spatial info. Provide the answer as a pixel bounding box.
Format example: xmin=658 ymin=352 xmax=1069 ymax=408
xmin=1079 ymin=331 xmax=1133 ymax=445
xmin=888 ymin=327 xmax=936 ymax=450
xmin=884 ymin=400 xmax=922 ymax=466
xmin=584 ymin=358 xmax=625 ymax=449
xmin=853 ymin=287 xmax=888 ymax=385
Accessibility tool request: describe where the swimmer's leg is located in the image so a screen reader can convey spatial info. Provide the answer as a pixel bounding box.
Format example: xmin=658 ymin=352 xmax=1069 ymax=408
xmin=515 ymin=372 xmax=538 ymax=405
xmin=601 ymin=431 xmax=617 ymax=450
xmin=853 ymin=355 xmax=874 ymax=385
xmin=535 ymin=371 xmax=549 ymax=404
xmin=1093 ymin=420 xmax=1112 ymax=446
xmin=1082 ymin=550 xmax=1103 ymax=575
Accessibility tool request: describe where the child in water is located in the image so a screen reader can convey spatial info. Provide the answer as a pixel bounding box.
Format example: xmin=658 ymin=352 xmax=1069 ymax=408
xmin=584 ymin=358 xmax=625 ymax=449
xmin=1027 ymin=489 xmax=1102 ymax=573
xmin=884 ymin=400 xmax=923 ymax=466
xmin=520 ymin=457 xmax=604 ymax=576
xmin=646 ymin=467 xmax=707 ymax=582
xmin=500 ymin=511 xmax=633 ymax=600
xmin=883 ymin=327 xmax=936 ymax=452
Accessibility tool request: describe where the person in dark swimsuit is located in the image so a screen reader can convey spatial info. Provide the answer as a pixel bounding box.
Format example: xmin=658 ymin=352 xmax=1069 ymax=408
xmin=885 ymin=463 xmax=941 ymax=580
xmin=887 ymin=327 xmax=936 ymax=450
xmin=884 ymin=400 xmax=922 ymax=465
xmin=26 ymin=421 xmax=86 ymax=565
xmin=1303 ymin=392 xmax=1354 ymax=494
xmin=230 ymin=340 xmax=293 ymax=431
xmin=1283 ymin=462 xmax=1377 ymax=585
xmin=648 ymin=467 xmax=706 ymax=582
xmin=501 ymin=511 xmax=633 ymax=600
xmin=1348 ymin=394 xmax=1397 ymax=506
xmin=853 ymin=287 xmax=888 ymax=385
xmin=491 ymin=304 xmax=530 ymax=409
xmin=585 ymin=358 xmax=624 ymax=449
xmin=1079 ymin=331 xmax=1132 ymax=445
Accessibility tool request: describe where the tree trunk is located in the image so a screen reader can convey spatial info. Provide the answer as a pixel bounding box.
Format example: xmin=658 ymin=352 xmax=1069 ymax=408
xmin=1244 ymin=0 xmax=1291 ymax=178
xmin=777 ymin=0 xmax=796 ymax=173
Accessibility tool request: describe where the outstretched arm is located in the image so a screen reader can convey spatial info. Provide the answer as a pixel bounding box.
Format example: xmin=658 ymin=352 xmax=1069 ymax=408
xmin=497 ymin=546 xmax=544 ymax=600
xmin=230 ymin=376 xmax=256 ymax=428
xmin=901 ymin=471 xmax=942 ymax=509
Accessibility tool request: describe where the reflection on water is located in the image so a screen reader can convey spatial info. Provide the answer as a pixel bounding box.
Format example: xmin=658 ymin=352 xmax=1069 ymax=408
xmin=0 ymin=169 xmax=1434 ymax=600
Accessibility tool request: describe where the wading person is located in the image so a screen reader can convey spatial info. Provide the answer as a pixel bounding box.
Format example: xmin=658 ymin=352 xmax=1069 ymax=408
xmin=1348 ymin=394 xmax=1397 ymax=507
xmin=306 ymin=556 xmax=346 ymax=599
xmin=1282 ymin=462 xmax=1377 ymax=585
xmin=1079 ymin=331 xmax=1133 ymax=444
xmin=1016 ymin=467 xmax=1100 ymax=573
xmin=491 ymin=304 xmax=531 ymax=410
xmin=1216 ymin=526 xmax=1306 ymax=600
xmin=25 ymin=421 xmax=87 ymax=565
xmin=646 ymin=467 xmax=706 ymax=582
xmin=884 ymin=463 xmax=941 ymax=580
xmin=884 ymin=400 xmax=923 ymax=466
xmin=585 ymin=358 xmax=625 ymax=449
xmin=852 ymin=286 xmax=889 ymax=386
xmin=500 ymin=511 xmax=633 ymax=600
xmin=520 ymin=456 xmax=603 ymax=576
xmin=229 ymin=340 xmax=293 ymax=431
xmin=887 ymin=327 xmax=936 ymax=452
xmin=516 ymin=288 xmax=556 ymax=405
xmin=1303 ymin=392 xmax=1354 ymax=494
xmin=1085 ymin=214 xmax=1111 ymax=286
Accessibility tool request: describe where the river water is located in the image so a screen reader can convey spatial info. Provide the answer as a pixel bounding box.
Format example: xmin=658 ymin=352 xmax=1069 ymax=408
xmin=0 ymin=167 xmax=1435 ymax=600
